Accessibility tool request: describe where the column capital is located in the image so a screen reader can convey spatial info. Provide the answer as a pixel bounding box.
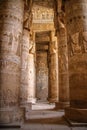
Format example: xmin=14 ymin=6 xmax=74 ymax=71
xmin=23 ymin=0 xmax=33 ymax=31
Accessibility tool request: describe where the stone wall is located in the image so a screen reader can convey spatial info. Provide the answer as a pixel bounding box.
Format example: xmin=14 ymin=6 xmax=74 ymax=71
xmin=36 ymin=51 xmax=48 ymax=101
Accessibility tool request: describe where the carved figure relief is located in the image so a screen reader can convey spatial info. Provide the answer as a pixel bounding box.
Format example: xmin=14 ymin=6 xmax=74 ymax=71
xmin=20 ymin=85 xmax=28 ymax=102
xmin=32 ymin=6 xmax=54 ymax=22
xmin=22 ymin=53 xmax=28 ymax=70
xmin=0 ymin=32 xmax=13 ymax=52
xmin=68 ymin=31 xmax=87 ymax=57
xmin=9 ymin=33 xmax=13 ymax=45
xmin=24 ymin=0 xmax=33 ymax=30
xmin=29 ymin=41 xmax=35 ymax=54
xmin=51 ymin=70 xmax=56 ymax=80
xmin=16 ymin=33 xmax=22 ymax=56
xmin=79 ymin=31 xmax=87 ymax=53
xmin=50 ymin=41 xmax=57 ymax=54
xmin=0 ymin=89 xmax=18 ymax=107
xmin=0 ymin=59 xmax=20 ymax=72
xmin=67 ymin=34 xmax=76 ymax=57
xmin=59 ymin=53 xmax=68 ymax=72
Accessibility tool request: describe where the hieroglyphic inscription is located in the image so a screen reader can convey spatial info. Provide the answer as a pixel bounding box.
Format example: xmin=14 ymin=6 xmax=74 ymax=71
xmin=68 ymin=31 xmax=87 ymax=57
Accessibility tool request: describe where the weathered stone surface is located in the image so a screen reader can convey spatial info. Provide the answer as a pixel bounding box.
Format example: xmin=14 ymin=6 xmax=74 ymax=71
xmin=20 ymin=29 xmax=30 ymax=105
xmin=21 ymin=30 xmax=36 ymax=104
xmin=32 ymin=5 xmax=54 ymax=23
xmin=0 ymin=0 xmax=24 ymax=123
xmin=65 ymin=0 xmax=87 ymax=122
xmin=55 ymin=11 xmax=69 ymax=109
xmin=48 ymin=31 xmax=59 ymax=103
xmin=28 ymin=39 xmax=36 ymax=104
xmin=36 ymin=51 xmax=48 ymax=101
xmin=0 ymin=0 xmax=87 ymax=127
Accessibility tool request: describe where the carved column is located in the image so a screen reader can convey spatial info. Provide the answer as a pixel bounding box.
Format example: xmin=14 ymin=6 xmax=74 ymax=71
xmin=48 ymin=31 xmax=59 ymax=103
xmin=20 ymin=3 xmax=30 ymax=106
xmin=20 ymin=29 xmax=30 ymax=105
xmin=21 ymin=32 xmax=36 ymax=105
xmin=65 ymin=0 xmax=87 ymax=122
xmin=28 ymin=32 xmax=36 ymax=104
xmin=55 ymin=12 xmax=69 ymax=109
xmin=0 ymin=0 xmax=24 ymax=124
xmin=20 ymin=1 xmax=35 ymax=105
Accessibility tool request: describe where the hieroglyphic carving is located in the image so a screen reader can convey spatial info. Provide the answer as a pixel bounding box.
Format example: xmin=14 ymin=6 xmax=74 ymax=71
xmin=68 ymin=31 xmax=87 ymax=57
xmin=9 ymin=33 xmax=13 ymax=45
xmin=54 ymin=8 xmax=68 ymax=72
xmin=21 ymin=0 xmax=32 ymax=104
xmin=23 ymin=0 xmax=33 ymax=30
xmin=59 ymin=52 xmax=68 ymax=72
xmin=32 ymin=5 xmax=54 ymax=23
xmin=29 ymin=41 xmax=35 ymax=54
xmin=50 ymin=41 xmax=57 ymax=54
xmin=50 ymin=69 xmax=56 ymax=80
xmin=79 ymin=31 xmax=87 ymax=53
xmin=0 ymin=31 xmax=22 ymax=56
xmin=67 ymin=34 xmax=75 ymax=57
xmin=0 ymin=88 xmax=18 ymax=107
xmin=0 ymin=59 xmax=20 ymax=72
xmin=0 ymin=0 xmax=24 ymax=123
xmin=16 ymin=33 xmax=22 ymax=56
xmin=21 ymin=52 xmax=28 ymax=70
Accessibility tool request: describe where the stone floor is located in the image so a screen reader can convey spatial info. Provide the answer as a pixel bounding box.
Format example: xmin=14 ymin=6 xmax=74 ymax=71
xmin=0 ymin=102 xmax=87 ymax=130
xmin=32 ymin=101 xmax=55 ymax=110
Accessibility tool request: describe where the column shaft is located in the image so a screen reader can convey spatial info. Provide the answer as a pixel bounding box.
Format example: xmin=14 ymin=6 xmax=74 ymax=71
xmin=20 ymin=29 xmax=30 ymax=105
xmin=21 ymin=4 xmax=36 ymax=105
xmin=0 ymin=0 xmax=24 ymax=123
xmin=28 ymin=37 xmax=36 ymax=103
xmin=56 ymin=13 xmax=69 ymax=109
xmin=65 ymin=0 xmax=87 ymax=122
xmin=48 ymin=31 xmax=59 ymax=103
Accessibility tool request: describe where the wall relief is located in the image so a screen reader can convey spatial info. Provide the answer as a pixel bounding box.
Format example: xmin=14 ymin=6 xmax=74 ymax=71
xmin=59 ymin=53 xmax=68 ymax=72
xmin=67 ymin=31 xmax=87 ymax=57
xmin=0 ymin=89 xmax=18 ymax=107
xmin=0 ymin=59 xmax=20 ymax=72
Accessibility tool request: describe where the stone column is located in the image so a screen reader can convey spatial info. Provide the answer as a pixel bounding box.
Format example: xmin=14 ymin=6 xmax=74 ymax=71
xmin=28 ymin=32 xmax=36 ymax=104
xmin=48 ymin=31 xmax=59 ymax=103
xmin=65 ymin=0 xmax=87 ymax=122
xmin=21 ymin=31 xmax=36 ymax=105
xmin=20 ymin=2 xmax=30 ymax=106
xmin=55 ymin=12 xmax=69 ymax=109
xmin=0 ymin=0 xmax=24 ymax=124
xmin=20 ymin=2 xmax=36 ymax=106
xmin=20 ymin=29 xmax=30 ymax=105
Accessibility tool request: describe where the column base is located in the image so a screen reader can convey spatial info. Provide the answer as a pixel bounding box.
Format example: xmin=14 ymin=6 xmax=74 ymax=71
xmin=20 ymin=98 xmax=36 ymax=106
xmin=55 ymin=102 xmax=70 ymax=109
xmin=48 ymin=98 xmax=58 ymax=103
xmin=65 ymin=107 xmax=87 ymax=123
xmin=0 ymin=107 xmax=24 ymax=124
xmin=27 ymin=98 xmax=36 ymax=104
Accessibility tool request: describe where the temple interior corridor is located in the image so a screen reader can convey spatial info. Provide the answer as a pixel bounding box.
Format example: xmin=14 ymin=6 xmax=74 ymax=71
xmin=0 ymin=0 xmax=87 ymax=130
